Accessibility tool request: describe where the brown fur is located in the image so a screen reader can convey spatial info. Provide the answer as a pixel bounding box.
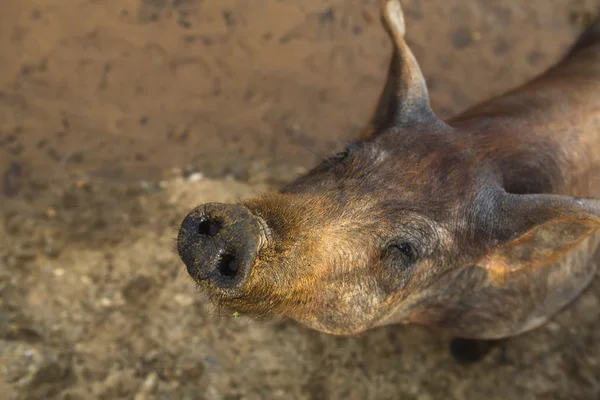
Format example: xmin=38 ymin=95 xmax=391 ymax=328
xmin=178 ymin=0 xmax=600 ymax=339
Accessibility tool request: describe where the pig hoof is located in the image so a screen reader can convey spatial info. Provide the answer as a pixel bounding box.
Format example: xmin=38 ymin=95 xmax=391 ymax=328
xmin=449 ymin=338 xmax=499 ymax=364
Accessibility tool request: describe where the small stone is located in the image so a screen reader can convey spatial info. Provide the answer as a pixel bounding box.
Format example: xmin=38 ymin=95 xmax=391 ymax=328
xmin=80 ymin=276 xmax=92 ymax=285
xmin=140 ymin=372 xmax=158 ymax=393
xmin=174 ymin=294 xmax=194 ymax=307
xmin=187 ymin=172 xmax=204 ymax=182
xmin=53 ymin=268 xmax=65 ymax=277
xmin=100 ymin=298 xmax=112 ymax=307
xmin=139 ymin=181 xmax=151 ymax=190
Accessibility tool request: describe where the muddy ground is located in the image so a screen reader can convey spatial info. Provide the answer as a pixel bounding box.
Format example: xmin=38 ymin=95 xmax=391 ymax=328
xmin=1 ymin=0 xmax=600 ymax=399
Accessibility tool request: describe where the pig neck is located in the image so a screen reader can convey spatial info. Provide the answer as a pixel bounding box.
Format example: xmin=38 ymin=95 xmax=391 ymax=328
xmin=447 ymin=44 xmax=600 ymax=198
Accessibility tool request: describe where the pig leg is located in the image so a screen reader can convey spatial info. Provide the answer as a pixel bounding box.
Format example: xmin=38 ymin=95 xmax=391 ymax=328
xmin=449 ymin=338 xmax=504 ymax=364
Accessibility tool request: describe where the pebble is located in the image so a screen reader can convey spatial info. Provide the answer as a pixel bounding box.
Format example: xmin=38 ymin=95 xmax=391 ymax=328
xmin=53 ymin=268 xmax=65 ymax=277
xmin=174 ymin=294 xmax=194 ymax=307
xmin=100 ymin=298 xmax=113 ymax=307
xmin=187 ymin=172 xmax=204 ymax=182
xmin=140 ymin=372 xmax=158 ymax=393
xmin=80 ymin=276 xmax=92 ymax=285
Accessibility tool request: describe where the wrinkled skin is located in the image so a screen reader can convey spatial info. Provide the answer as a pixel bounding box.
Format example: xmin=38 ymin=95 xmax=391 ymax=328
xmin=178 ymin=0 xmax=600 ymax=341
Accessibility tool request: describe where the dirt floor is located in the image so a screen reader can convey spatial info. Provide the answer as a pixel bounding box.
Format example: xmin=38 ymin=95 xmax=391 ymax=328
xmin=2 ymin=0 xmax=600 ymax=399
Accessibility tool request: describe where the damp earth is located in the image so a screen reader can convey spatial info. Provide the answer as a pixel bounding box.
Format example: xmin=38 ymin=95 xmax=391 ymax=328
xmin=1 ymin=0 xmax=599 ymax=399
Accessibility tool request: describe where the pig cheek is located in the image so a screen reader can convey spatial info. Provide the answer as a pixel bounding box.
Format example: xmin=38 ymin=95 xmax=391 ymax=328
xmin=298 ymin=278 xmax=386 ymax=335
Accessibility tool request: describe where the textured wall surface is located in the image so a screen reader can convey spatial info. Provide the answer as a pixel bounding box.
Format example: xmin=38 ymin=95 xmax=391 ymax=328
xmin=1 ymin=0 xmax=598 ymax=196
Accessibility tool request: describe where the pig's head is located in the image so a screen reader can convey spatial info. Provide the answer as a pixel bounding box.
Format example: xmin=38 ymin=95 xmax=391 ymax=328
xmin=177 ymin=0 xmax=600 ymax=336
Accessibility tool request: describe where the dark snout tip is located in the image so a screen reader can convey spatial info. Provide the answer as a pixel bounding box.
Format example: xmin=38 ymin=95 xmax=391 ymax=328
xmin=176 ymin=202 xmax=263 ymax=292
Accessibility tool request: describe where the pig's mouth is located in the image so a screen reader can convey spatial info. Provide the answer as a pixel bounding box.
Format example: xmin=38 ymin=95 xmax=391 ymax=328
xmin=177 ymin=202 xmax=271 ymax=295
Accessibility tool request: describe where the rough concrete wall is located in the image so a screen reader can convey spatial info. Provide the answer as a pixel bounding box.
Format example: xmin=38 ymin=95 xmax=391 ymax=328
xmin=1 ymin=0 xmax=598 ymax=202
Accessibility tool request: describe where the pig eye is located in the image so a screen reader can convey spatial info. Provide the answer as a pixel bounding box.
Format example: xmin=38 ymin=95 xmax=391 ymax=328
xmin=390 ymin=242 xmax=418 ymax=264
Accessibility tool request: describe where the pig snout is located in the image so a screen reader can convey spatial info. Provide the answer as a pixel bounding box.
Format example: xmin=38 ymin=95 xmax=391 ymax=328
xmin=177 ymin=203 xmax=266 ymax=291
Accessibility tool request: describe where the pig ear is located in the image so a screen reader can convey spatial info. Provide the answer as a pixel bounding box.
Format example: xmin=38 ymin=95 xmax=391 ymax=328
xmin=360 ymin=0 xmax=446 ymax=140
xmin=483 ymin=192 xmax=600 ymax=283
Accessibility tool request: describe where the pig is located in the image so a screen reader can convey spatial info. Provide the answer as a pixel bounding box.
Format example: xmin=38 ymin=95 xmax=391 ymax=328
xmin=177 ymin=0 xmax=600 ymax=361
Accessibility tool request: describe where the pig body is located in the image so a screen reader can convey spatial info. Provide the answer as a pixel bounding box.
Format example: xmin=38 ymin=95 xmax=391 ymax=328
xmin=392 ymin=26 xmax=600 ymax=338
xmin=177 ymin=0 xmax=600 ymax=343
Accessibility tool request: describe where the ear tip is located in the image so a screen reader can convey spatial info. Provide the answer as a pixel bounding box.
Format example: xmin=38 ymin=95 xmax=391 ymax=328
xmin=381 ymin=0 xmax=406 ymax=37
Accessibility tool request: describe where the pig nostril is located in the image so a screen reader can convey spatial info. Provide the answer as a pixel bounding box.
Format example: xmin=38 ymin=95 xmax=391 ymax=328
xmin=179 ymin=204 xmax=258 ymax=288
xmin=216 ymin=253 xmax=238 ymax=277
xmin=197 ymin=218 xmax=222 ymax=237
